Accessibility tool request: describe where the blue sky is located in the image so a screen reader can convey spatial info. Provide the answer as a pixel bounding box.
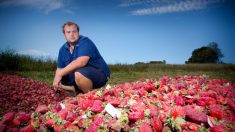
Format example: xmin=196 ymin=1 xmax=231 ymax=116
xmin=0 ymin=0 xmax=234 ymax=64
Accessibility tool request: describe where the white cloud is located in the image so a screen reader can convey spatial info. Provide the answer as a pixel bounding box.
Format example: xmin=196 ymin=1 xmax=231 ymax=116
xmin=18 ymin=49 xmax=49 ymax=57
xmin=0 ymin=0 xmax=72 ymax=14
xmin=120 ymin=0 xmax=224 ymax=15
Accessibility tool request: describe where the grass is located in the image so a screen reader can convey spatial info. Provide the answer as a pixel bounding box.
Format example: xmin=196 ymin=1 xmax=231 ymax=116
xmin=1 ymin=49 xmax=235 ymax=85
xmin=18 ymin=64 xmax=235 ymax=86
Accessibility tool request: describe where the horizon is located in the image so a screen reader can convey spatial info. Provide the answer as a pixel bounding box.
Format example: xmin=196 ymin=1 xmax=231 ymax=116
xmin=0 ymin=0 xmax=235 ymax=64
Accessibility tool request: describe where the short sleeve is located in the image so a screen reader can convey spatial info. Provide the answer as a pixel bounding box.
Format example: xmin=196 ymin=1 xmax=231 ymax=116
xmin=57 ymin=48 xmax=64 ymax=68
xmin=77 ymin=38 xmax=96 ymax=58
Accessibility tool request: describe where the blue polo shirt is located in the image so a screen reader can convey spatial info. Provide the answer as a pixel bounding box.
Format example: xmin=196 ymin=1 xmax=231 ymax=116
xmin=57 ymin=35 xmax=110 ymax=84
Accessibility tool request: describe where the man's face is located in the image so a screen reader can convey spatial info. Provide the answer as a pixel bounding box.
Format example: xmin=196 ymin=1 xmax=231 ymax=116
xmin=63 ymin=25 xmax=79 ymax=44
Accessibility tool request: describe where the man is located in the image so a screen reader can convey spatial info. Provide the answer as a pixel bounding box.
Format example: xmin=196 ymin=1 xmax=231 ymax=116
xmin=53 ymin=21 xmax=110 ymax=94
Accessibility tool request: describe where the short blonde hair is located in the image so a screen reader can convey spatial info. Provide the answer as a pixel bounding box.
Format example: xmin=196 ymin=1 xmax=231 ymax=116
xmin=62 ymin=21 xmax=80 ymax=33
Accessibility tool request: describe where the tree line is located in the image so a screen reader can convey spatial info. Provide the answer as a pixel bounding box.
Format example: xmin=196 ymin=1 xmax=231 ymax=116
xmin=186 ymin=42 xmax=224 ymax=64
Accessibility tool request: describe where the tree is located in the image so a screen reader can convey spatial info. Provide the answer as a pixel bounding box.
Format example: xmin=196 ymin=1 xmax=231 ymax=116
xmin=207 ymin=42 xmax=224 ymax=63
xmin=186 ymin=42 xmax=224 ymax=64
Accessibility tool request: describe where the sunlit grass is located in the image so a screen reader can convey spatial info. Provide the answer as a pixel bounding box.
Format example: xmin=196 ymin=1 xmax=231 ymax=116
xmin=1 ymin=49 xmax=235 ymax=85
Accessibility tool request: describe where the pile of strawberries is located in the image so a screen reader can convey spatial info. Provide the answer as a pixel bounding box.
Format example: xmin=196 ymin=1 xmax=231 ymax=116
xmin=0 ymin=74 xmax=235 ymax=131
xmin=0 ymin=73 xmax=70 ymax=117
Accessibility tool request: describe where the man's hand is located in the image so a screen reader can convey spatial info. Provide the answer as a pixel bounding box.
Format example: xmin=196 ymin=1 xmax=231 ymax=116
xmin=53 ymin=68 xmax=63 ymax=91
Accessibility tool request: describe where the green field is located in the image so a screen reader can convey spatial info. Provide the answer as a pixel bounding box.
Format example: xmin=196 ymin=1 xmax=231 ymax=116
xmin=1 ymin=49 xmax=235 ymax=85
xmin=17 ymin=63 xmax=235 ymax=86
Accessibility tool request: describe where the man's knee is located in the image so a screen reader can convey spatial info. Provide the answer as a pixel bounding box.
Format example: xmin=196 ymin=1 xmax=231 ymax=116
xmin=74 ymin=72 xmax=83 ymax=81
xmin=74 ymin=72 xmax=92 ymax=84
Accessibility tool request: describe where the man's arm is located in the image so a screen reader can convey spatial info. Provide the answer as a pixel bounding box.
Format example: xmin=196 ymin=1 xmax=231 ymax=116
xmin=58 ymin=56 xmax=90 ymax=77
xmin=53 ymin=56 xmax=89 ymax=90
xmin=53 ymin=68 xmax=62 ymax=90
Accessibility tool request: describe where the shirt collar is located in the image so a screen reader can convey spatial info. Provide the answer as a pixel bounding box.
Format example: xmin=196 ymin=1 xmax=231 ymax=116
xmin=64 ymin=41 xmax=79 ymax=50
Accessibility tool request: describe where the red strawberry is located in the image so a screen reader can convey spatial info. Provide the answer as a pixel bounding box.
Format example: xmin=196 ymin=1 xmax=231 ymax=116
xmin=58 ymin=109 xmax=68 ymax=120
xmin=209 ymin=124 xmax=228 ymax=132
xmin=93 ymin=115 xmax=105 ymax=126
xmin=91 ymin=100 xmax=104 ymax=113
xmin=54 ymin=124 xmax=64 ymax=132
xmin=175 ymin=96 xmax=185 ymax=106
xmin=2 ymin=112 xmax=15 ymax=124
xmin=53 ymin=103 xmax=62 ymax=112
xmin=209 ymin=104 xmax=224 ymax=119
xmin=130 ymin=103 xmax=147 ymax=112
xmin=137 ymin=88 xmax=147 ymax=96
xmin=66 ymin=125 xmax=80 ymax=131
xmin=184 ymin=105 xmax=207 ymax=124
xmin=44 ymin=118 xmax=55 ymax=127
xmin=66 ymin=112 xmax=77 ymax=122
xmin=108 ymin=97 xmax=120 ymax=107
xmin=85 ymin=122 xmax=99 ymax=132
xmin=128 ymin=111 xmax=144 ymax=121
xmin=139 ymin=122 xmax=152 ymax=132
xmin=64 ymin=121 xmax=71 ymax=128
xmin=185 ymin=121 xmax=199 ymax=131
xmin=7 ymin=118 xmax=20 ymax=127
xmin=80 ymin=99 xmax=92 ymax=110
xmin=148 ymin=104 xmax=158 ymax=117
xmin=6 ymin=127 xmax=18 ymax=132
xmin=35 ymin=104 xmax=49 ymax=114
xmin=195 ymin=97 xmax=216 ymax=106
xmin=227 ymin=99 xmax=235 ymax=112
xmin=30 ymin=119 xmax=40 ymax=129
xmin=108 ymin=119 xmax=117 ymax=128
xmin=171 ymin=106 xmax=185 ymax=118
xmin=19 ymin=125 xmax=34 ymax=132
xmin=151 ymin=117 xmax=162 ymax=132
xmin=0 ymin=123 xmax=6 ymax=132
xmin=16 ymin=111 xmax=30 ymax=123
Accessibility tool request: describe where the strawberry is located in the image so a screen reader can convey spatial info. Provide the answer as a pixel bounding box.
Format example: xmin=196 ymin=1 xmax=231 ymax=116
xmin=44 ymin=118 xmax=55 ymax=127
xmin=151 ymin=117 xmax=162 ymax=132
xmin=195 ymin=97 xmax=216 ymax=106
xmin=35 ymin=104 xmax=49 ymax=114
xmin=7 ymin=118 xmax=20 ymax=127
xmin=209 ymin=124 xmax=228 ymax=132
xmin=108 ymin=97 xmax=120 ymax=107
xmin=93 ymin=115 xmax=105 ymax=126
xmin=37 ymin=125 xmax=47 ymax=132
xmin=185 ymin=121 xmax=199 ymax=131
xmin=209 ymin=104 xmax=224 ymax=119
xmin=137 ymin=88 xmax=147 ymax=96
xmin=171 ymin=106 xmax=185 ymax=118
xmin=91 ymin=100 xmax=104 ymax=113
xmin=66 ymin=112 xmax=77 ymax=122
xmin=66 ymin=125 xmax=80 ymax=131
xmin=15 ymin=111 xmax=30 ymax=124
xmin=148 ymin=104 xmax=158 ymax=117
xmin=0 ymin=123 xmax=6 ymax=132
xmin=53 ymin=103 xmax=62 ymax=112
xmin=80 ymin=99 xmax=92 ymax=110
xmin=175 ymin=96 xmax=185 ymax=106
xmin=139 ymin=122 xmax=152 ymax=132
xmin=216 ymin=95 xmax=227 ymax=104
xmin=85 ymin=122 xmax=99 ymax=132
xmin=30 ymin=119 xmax=40 ymax=129
xmin=64 ymin=121 xmax=72 ymax=128
xmin=130 ymin=103 xmax=147 ymax=112
xmin=6 ymin=127 xmax=18 ymax=132
xmin=58 ymin=109 xmax=68 ymax=120
xmin=128 ymin=111 xmax=144 ymax=121
xmin=53 ymin=124 xmax=64 ymax=132
xmin=2 ymin=112 xmax=15 ymax=124
xmin=184 ymin=105 xmax=207 ymax=124
xmin=227 ymin=99 xmax=235 ymax=112
xmin=19 ymin=125 xmax=34 ymax=132
xmin=108 ymin=119 xmax=117 ymax=128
